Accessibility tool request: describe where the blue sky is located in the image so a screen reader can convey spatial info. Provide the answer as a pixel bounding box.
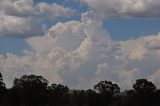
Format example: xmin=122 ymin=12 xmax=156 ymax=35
xmin=105 ymin=19 xmax=160 ymax=40
xmin=1 ymin=0 xmax=160 ymax=89
xmin=0 ymin=17 xmax=160 ymax=54
xmin=0 ymin=0 xmax=88 ymax=55
xmin=1 ymin=18 xmax=160 ymax=55
xmin=0 ymin=0 xmax=160 ymax=55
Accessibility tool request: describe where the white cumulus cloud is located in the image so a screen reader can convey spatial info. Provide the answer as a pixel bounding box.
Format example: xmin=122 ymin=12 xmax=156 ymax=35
xmin=0 ymin=0 xmax=74 ymax=37
xmin=1 ymin=10 xmax=160 ymax=90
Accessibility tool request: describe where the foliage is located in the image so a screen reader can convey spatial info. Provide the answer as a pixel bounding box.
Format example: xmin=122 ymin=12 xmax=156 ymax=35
xmin=0 ymin=74 xmax=160 ymax=106
xmin=0 ymin=73 xmax=5 ymax=90
xmin=133 ymin=79 xmax=156 ymax=95
xmin=94 ymin=80 xmax=120 ymax=95
xmin=0 ymin=73 xmax=6 ymax=105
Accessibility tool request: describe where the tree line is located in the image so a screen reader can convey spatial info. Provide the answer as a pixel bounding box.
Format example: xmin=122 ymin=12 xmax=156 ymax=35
xmin=0 ymin=73 xmax=160 ymax=106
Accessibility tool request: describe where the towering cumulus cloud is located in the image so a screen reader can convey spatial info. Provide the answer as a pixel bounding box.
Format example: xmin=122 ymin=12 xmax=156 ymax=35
xmin=1 ymin=10 xmax=160 ymax=89
xmin=0 ymin=11 xmax=112 ymax=89
xmin=0 ymin=0 xmax=160 ymax=90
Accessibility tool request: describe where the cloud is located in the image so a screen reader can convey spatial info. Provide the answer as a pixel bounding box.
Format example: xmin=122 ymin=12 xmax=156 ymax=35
xmin=1 ymin=0 xmax=35 ymax=17
xmin=0 ymin=0 xmax=74 ymax=37
xmin=1 ymin=10 xmax=160 ymax=90
xmin=81 ymin=0 xmax=160 ymax=19
xmin=0 ymin=0 xmax=74 ymax=18
xmin=25 ymin=11 xmax=112 ymax=89
xmin=0 ymin=12 xmax=44 ymax=37
xmin=150 ymin=69 xmax=160 ymax=88
xmin=96 ymin=63 xmax=109 ymax=76
xmin=36 ymin=2 xmax=74 ymax=19
xmin=114 ymin=33 xmax=160 ymax=88
xmin=0 ymin=11 xmax=113 ymax=89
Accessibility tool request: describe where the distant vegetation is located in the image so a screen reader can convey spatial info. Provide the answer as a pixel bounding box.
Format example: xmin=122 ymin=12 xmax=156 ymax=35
xmin=0 ymin=73 xmax=160 ymax=106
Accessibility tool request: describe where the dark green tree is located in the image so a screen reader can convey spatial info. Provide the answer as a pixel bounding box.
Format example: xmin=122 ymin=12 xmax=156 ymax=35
xmin=94 ymin=80 xmax=120 ymax=106
xmin=85 ymin=89 xmax=98 ymax=106
xmin=0 ymin=73 xmax=5 ymax=89
xmin=12 ymin=75 xmax=49 ymax=106
xmin=133 ymin=79 xmax=156 ymax=95
xmin=133 ymin=79 xmax=156 ymax=106
xmin=94 ymin=80 xmax=120 ymax=95
xmin=70 ymin=90 xmax=87 ymax=106
xmin=1 ymin=72 xmax=160 ymax=106
xmin=48 ymin=84 xmax=69 ymax=105
xmin=153 ymin=89 xmax=160 ymax=105
xmin=0 ymin=73 xmax=6 ymax=105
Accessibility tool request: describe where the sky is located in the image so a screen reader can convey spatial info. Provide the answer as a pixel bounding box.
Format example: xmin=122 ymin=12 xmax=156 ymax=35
xmin=0 ymin=0 xmax=160 ymax=90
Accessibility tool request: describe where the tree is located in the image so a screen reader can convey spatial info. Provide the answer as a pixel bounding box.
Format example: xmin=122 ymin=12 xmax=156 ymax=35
xmin=48 ymin=84 xmax=69 ymax=105
xmin=153 ymin=89 xmax=160 ymax=105
xmin=13 ymin=75 xmax=48 ymax=89
xmin=70 ymin=90 xmax=87 ymax=106
xmin=94 ymin=80 xmax=120 ymax=95
xmin=133 ymin=79 xmax=156 ymax=95
xmin=133 ymin=79 xmax=156 ymax=106
xmin=85 ymin=89 xmax=98 ymax=106
xmin=12 ymin=75 xmax=49 ymax=105
xmin=0 ymin=73 xmax=5 ymax=90
xmin=94 ymin=81 xmax=120 ymax=105
xmin=0 ymin=73 xmax=6 ymax=105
